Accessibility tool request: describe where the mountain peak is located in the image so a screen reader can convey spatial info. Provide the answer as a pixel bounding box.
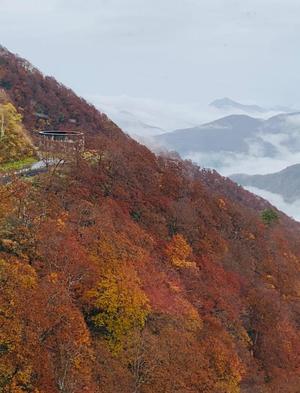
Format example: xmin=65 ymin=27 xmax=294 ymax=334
xmin=210 ymin=97 xmax=238 ymax=106
xmin=210 ymin=97 xmax=265 ymax=113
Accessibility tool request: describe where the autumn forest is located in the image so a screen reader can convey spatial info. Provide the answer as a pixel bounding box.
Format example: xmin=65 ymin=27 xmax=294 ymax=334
xmin=0 ymin=46 xmax=300 ymax=393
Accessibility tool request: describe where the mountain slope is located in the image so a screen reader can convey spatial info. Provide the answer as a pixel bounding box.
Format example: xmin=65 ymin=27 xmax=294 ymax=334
xmin=0 ymin=45 xmax=123 ymax=141
xmin=0 ymin=47 xmax=300 ymax=393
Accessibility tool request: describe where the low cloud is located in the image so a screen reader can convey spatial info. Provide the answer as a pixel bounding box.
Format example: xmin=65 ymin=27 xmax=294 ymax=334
xmin=246 ymin=186 xmax=300 ymax=221
xmin=88 ymin=94 xmax=280 ymax=137
xmin=186 ymin=123 xmax=300 ymax=177
xmin=186 ymin=147 xmax=300 ymax=177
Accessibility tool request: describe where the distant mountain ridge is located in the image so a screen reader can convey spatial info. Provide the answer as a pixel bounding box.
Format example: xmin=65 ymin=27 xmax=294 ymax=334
xmin=231 ymin=164 xmax=300 ymax=202
xmin=155 ymin=110 xmax=300 ymax=158
xmin=210 ymin=97 xmax=266 ymax=113
xmin=155 ymin=114 xmax=268 ymax=155
xmin=89 ymin=95 xmax=293 ymax=139
xmin=210 ymin=97 xmax=294 ymax=114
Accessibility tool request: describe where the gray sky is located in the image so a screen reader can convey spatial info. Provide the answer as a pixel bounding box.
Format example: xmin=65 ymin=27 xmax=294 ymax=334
xmin=1 ymin=0 xmax=300 ymax=105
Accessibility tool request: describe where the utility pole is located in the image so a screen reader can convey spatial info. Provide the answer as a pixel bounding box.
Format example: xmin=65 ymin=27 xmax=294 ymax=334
xmin=0 ymin=108 xmax=4 ymax=139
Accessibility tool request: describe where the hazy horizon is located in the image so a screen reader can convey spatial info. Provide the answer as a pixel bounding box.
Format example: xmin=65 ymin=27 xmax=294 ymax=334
xmin=1 ymin=0 xmax=300 ymax=107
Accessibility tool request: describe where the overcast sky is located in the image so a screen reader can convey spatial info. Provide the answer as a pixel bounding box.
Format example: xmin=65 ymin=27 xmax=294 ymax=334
xmin=1 ymin=0 xmax=300 ymax=105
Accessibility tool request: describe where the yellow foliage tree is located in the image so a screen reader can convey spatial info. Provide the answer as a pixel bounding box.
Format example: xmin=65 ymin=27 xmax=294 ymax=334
xmin=165 ymin=234 xmax=196 ymax=269
xmin=0 ymin=259 xmax=38 ymax=392
xmin=87 ymin=265 xmax=150 ymax=353
xmin=0 ymin=103 xmax=35 ymax=164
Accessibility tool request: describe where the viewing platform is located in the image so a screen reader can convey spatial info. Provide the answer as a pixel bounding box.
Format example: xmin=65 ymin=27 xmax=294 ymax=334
xmin=37 ymin=130 xmax=85 ymax=153
xmin=38 ymin=130 xmax=84 ymax=142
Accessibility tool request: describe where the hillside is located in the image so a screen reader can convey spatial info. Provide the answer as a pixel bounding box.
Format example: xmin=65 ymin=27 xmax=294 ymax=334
xmin=0 ymin=45 xmax=122 ymax=141
xmin=0 ymin=47 xmax=300 ymax=393
xmin=231 ymin=163 xmax=300 ymax=202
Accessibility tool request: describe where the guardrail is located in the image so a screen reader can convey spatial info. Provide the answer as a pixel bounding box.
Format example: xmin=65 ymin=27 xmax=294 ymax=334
xmin=0 ymin=160 xmax=48 ymax=184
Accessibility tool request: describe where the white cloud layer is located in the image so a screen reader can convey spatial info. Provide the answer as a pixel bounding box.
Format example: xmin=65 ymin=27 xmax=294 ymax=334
xmin=88 ymin=94 xmax=281 ymax=137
